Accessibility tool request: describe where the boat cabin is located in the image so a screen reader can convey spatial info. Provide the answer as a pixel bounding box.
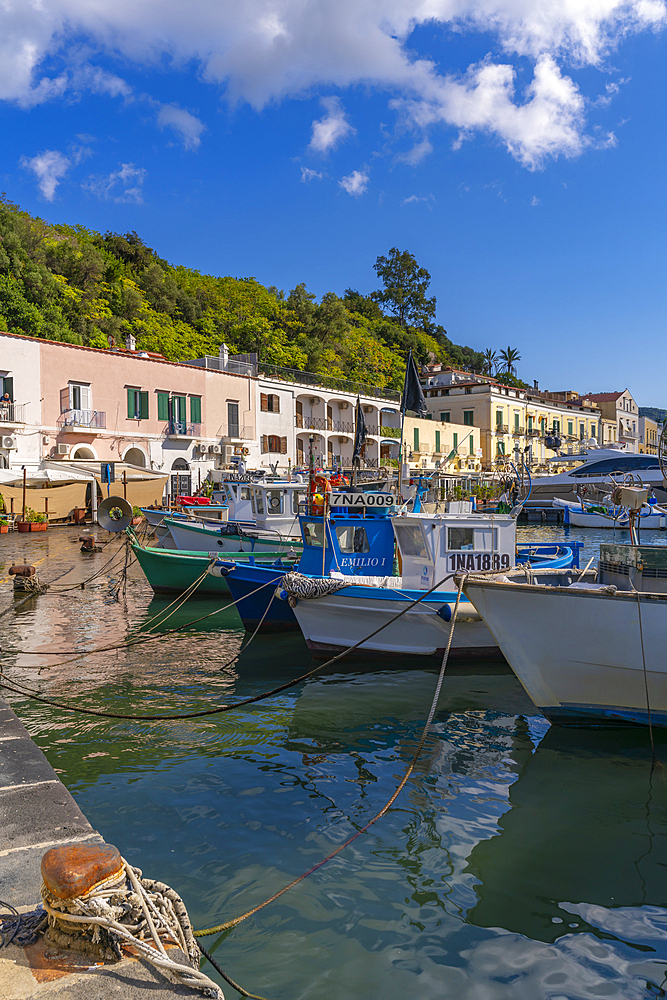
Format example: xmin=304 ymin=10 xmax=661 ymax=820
xmin=298 ymin=509 xmax=396 ymax=577
xmin=393 ymin=512 xmax=516 ymax=589
xmin=215 ymin=479 xmax=308 ymax=534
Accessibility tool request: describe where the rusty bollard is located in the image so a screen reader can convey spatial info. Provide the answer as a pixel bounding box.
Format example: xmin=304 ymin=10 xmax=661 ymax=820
xmin=78 ymin=535 xmax=101 ymax=553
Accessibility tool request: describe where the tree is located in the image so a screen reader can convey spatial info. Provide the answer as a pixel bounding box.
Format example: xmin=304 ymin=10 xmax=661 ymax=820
xmin=371 ymin=248 xmax=436 ymax=329
xmin=482 ymin=348 xmax=499 ymax=375
xmin=498 ymin=346 xmax=521 ymax=375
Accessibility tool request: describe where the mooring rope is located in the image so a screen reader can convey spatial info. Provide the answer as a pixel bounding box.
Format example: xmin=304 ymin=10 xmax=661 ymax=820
xmin=193 ymin=574 xmax=466 ymax=937
xmin=0 ymin=570 xmax=464 ymax=720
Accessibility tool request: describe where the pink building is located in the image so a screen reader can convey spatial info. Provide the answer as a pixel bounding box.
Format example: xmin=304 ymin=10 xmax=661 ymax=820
xmin=0 ymin=331 xmax=258 ymax=496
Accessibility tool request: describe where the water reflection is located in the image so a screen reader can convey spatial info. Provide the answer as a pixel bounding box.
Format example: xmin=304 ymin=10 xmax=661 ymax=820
xmin=2 ymin=529 xmax=667 ymax=998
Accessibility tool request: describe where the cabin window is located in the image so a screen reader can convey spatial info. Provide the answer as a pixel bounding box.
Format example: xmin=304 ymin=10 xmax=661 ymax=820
xmin=394 ymin=523 xmax=429 ymax=558
xmin=474 ymin=528 xmax=493 ymax=550
xmin=303 ymin=521 xmax=324 ymax=547
xmin=335 ymin=526 xmax=370 ymax=554
xmin=266 ymin=490 xmax=284 ymax=514
xmin=253 ymin=490 xmax=265 ymax=515
xmin=448 ymin=527 xmax=474 ymax=550
xmin=292 ymin=492 xmax=307 ymax=513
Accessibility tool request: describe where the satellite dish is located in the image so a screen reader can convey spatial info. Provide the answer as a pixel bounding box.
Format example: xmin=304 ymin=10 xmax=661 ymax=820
xmin=98 ymin=495 xmax=133 ymax=531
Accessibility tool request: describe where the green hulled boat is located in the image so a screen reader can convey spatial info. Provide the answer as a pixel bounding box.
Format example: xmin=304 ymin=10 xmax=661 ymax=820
xmin=131 ymin=540 xmax=298 ymax=597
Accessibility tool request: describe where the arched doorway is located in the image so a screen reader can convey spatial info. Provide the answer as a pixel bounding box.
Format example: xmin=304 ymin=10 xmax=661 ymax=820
xmin=123 ymin=447 xmax=146 ymax=467
xmin=170 ymin=458 xmax=191 ymax=500
xmin=71 ymin=446 xmax=96 ymax=460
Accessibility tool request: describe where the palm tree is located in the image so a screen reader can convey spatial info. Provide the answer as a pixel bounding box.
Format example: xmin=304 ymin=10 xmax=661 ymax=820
xmin=482 ymin=349 xmax=498 ymax=375
xmin=498 ymin=346 xmax=521 ymax=375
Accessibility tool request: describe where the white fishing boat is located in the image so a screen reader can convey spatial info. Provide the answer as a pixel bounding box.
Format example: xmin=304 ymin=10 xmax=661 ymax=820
xmin=553 ymin=496 xmax=667 ymax=529
xmin=290 ymin=511 xmax=519 ymax=658
xmin=462 ymin=543 xmax=667 ymax=727
xmin=165 ymin=517 xmax=303 ymax=554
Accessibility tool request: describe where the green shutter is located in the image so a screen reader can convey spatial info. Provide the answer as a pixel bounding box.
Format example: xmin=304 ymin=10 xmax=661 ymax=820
xmin=453 ymin=432 xmax=458 ymax=450
xmin=175 ymin=395 xmax=186 ymax=422
xmin=435 ymin=430 xmax=440 ymax=453
xmin=127 ymin=388 xmax=135 ymax=418
xmin=157 ymin=392 xmax=169 ymax=421
xmin=139 ymin=391 xmax=149 ymax=420
xmin=190 ymin=396 xmax=201 ymax=424
xmin=414 ymin=427 xmax=419 ymax=451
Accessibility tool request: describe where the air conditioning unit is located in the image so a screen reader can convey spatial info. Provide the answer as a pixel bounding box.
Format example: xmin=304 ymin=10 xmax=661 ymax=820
xmin=2 ymin=436 xmax=17 ymax=450
xmin=338 ymin=401 xmax=349 ymax=409
xmin=195 ymin=442 xmax=208 ymax=454
xmin=222 ymin=445 xmax=234 ymax=463
xmin=209 ymin=444 xmax=221 ymax=454
xmin=57 ymin=443 xmax=69 ymax=456
xmin=363 ymin=405 xmax=373 ymax=413
xmin=42 ymin=434 xmax=50 ymax=446
xmin=309 ymin=397 xmax=319 ymax=406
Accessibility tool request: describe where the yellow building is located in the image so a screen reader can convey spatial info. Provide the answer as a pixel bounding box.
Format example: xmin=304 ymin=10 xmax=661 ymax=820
xmin=400 ymin=415 xmax=481 ymax=474
xmin=423 ymin=378 xmax=605 ymax=470
xmin=639 ymin=416 xmax=659 ymax=454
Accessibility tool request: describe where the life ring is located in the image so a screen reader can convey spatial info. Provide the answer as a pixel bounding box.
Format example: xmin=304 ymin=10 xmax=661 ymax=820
xmin=242 ymin=448 xmax=249 ymax=455
xmin=310 ymin=474 xmax=331 ymax=515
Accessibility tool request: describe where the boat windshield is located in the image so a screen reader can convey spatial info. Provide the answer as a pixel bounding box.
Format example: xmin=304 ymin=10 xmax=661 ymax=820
xmin=335 ymin=526 xmax=370 ymax=554
xmin=569 ymin=456 xmax=660 ymax=478
xmin=394 ymin=523 xmax=429 ymax=558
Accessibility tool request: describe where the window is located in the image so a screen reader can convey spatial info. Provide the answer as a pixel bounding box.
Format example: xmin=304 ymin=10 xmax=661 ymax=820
xmin=173 ymin=395 xmax=186 ymax=423
xmin=261 ymin=435 xmax=287 ymax=453
xmin=260 ymin=393 xmax=280 ymax=413
xmin=157 ymin=391 xmax=169 ymax=421
xmin=448 ymin=527 xmax=474 ymax=550
xmin=252 ymin=489 xmax=264 ymax=515
xmin=394 ymin=523 xmax=429 ymax=558
xmin=1 ymin=377 xmax=13 ymax=401
xmin=568 ymin=420 xmax=574 ymax=436
xmin=469 ymin=436 xmax=475 ymax=455
xmin=303 ymin=521 xmax=324 ymax=547
xmin=442 ymin=389 xmax=449 ymax=396
xmin=265 ymin=490 xmax=284 ymax=514
xmin=440 ymin=411 xmax=450 ymax=422
xmin=65 ymin=382 xmax=91 ymax=412
xmin=463 ymin=411 xmax=473 ymax=425
xmin=514 ymin=412 xmax=520 ymax=430
xmin=228 ymin=401 xmax=239 ymax=437
xmin=435 ymin=430 xmax=440 ymax=453
xmin=464 ymin=387 xmax=472 ymax=394
xmin=579 ymin=422 xmax=585 ymax=439
xmin=527 ymin=415 xmax=533 ymax=431
xmin=453 ymin=432 xmax=458 ymax=450
xmin=496 ymin=410 xmax=504 ymax=427
xmin=414 ymin=427 xmax=420 ymax=452
xmin=190 ymin=396 xmax=202 ymax=424
xmin=497 ymin=441 xmax=505 ymax=455
xmin=553 ymin=419 xmax=560 ymax=432
xmin=335 ymin=526 xmax=370 ymax=554
xmin=127 ymin=388 xmax=148 ymax=420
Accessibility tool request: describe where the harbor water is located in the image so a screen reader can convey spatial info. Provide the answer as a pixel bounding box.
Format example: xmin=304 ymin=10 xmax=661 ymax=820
xmin=1 ymin=525 xmax=667 ymax=998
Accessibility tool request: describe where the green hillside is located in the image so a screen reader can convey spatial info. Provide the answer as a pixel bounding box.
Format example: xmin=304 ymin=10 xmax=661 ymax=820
xmin=0 ymin=193 xmax=486 ymax=390
xmin=639 ymin=407 xmax=667 ymax=424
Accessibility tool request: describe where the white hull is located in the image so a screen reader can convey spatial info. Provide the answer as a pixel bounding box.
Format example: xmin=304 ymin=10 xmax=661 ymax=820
xmin=463 ymin=579 xmax=667 ymax=726
xmin=568 ymin=508 xmax=667 ymax=529
xmin=168 ymin=520 xmax=301 ymax=554
xmin=292 ymin=587 xmax=500 ymax=658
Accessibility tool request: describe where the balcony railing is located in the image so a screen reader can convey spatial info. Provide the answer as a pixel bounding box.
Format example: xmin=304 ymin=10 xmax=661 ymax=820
xmin=295 ymin=416 xmax=380 ymax=435
xmin=222 ymin=425 xmax=255 ymax=440
xmin=164 ymin=421 xmax=201 ymax=438
xmin=495 ymin=424 xmax=509 ymax=434
xmin=527 ymin=428 xmax=541 ymax=437
xmin=260 ymin=363 xmax=401 ymax=401
xmin=58 ymin=409 xmax=106 ymax=430
xmin=0 ymin=402 xmax=25 ymax=424
xmin=512 ymin=426 xmax=525 ymax=436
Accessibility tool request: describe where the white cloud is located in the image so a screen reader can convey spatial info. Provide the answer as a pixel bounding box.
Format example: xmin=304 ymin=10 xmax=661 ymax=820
xmin=308 ymin=96 xmax=354 ymax=154
xmin=20 ymin=145 xmax=90 ymax=200
xmin=83 ymin=163 xmax=147 ymax=203
xmin=397 ymin=138 xmax=433 ymax=164
xmin=339 ymin=168 xmax=369 ymax=195
xmin=156 ymin=103 xmax=206 ymax=150
xmin=301 ymin=166 xmax=324 ymax=182
xmin=531 ymin=195 xmax=540 ymax=205
xmin=403 ymin=193 xmax=435 ymax=206
xmin=0 ymin=0 xmax=665 ymax=168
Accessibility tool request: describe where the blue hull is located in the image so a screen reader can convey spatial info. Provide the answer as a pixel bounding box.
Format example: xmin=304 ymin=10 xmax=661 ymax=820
xmin=222 ymin=562 xmax=298 ymax=632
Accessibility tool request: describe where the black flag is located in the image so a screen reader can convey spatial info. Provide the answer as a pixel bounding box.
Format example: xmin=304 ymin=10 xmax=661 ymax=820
xmin=401 ymin=351 xmax=427 ymax=417
xmin=352 ymin=397 xmax=367 ymax=461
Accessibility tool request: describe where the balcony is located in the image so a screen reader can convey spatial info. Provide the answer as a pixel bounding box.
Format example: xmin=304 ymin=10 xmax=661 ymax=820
xmin=164 ymin=421 xmax=201 ymax=440
xmin=512 ymin=426 xmax=525 ymax=436
xmin=295 ymin=416 xmax=380 ymax=435
xmin=57 ymin=409 xmax=106 ymax=432
xmin=495 ymin=424 xmax=509 ymax=435
xmin=221 ymin=424 xmax=255 ymax=442
xmin=527 ymin=428 xmax=541 ymax=437
xmin=0 ymin=403 xmax=25 ymax=425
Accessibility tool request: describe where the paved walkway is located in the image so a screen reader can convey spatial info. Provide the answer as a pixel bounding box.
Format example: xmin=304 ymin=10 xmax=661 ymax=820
xmin=0 ymin=697 xmax=198 ymax=999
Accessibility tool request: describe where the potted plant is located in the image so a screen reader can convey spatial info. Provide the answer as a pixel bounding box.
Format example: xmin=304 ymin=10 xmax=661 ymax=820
xmin=131 ymin=505 xmax=143 ymax=526
xmin=0 ymin=518 xmax=8 ymax=534
xmin=25 ymin=508 xmax=48 ymax=531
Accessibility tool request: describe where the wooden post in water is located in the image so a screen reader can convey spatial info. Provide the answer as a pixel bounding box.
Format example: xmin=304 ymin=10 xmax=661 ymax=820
xmin=22 ymin=467 xmax=26 ymax=521
xmin=123 ymin=470 xmax=127 ymax=500
xmin=44 ymin=498 xmax=49 ymax=521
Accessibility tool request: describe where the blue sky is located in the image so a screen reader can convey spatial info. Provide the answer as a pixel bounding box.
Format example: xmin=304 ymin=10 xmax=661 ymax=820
xmin=1 ymin=0 xmax=666 ymax=406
